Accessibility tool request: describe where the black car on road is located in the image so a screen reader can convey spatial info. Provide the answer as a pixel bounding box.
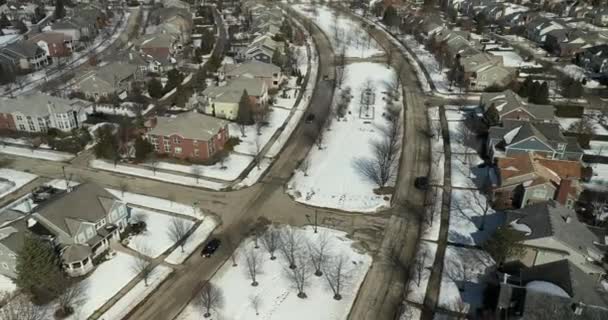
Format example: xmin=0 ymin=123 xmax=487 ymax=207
xmin=201 ymin=238 xmax=221 ymax=257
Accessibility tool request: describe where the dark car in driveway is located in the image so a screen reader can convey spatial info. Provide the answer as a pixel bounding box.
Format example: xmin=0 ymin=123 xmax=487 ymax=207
xmin=201 ymin=238 xmax=221 ymax=257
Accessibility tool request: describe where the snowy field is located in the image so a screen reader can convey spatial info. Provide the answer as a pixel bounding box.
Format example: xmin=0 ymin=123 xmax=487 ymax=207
xmin=98 ymin=265 xmax=172 ymax=320
xmin=447 ymin=121 xmax=483 ymax=154
xmin=555 ymin=64 xmax=604 ymax=89
xmin=143 ymin=153 xmax=254 ymax=182
xmin=557 ymin=115 xmax=608 ymax=136
xmin=287 ymin=62 xmax=400 ymax=212
xmin=406 ymin=241 xmax=438 ymax=304
xmin=165 ymin=216 xmax=219 ymax=264
xmin=229 ymin=106 xmax=291 ymax=156
xmin=585 ymin=140 xmax=608 ymax=156
xmin=451 ymin=153 xmax=488 ymax=189
xmin=0 ymin=274 xmax=16 ymax=295
xmin=449 ymin=189 xmax=504 ymax=246
xmin=0 ymin=169 xmax=37 ymax=199
xmin=177 ymin=226 xmax=372 ymax=320
xmin=126 ymin=207 xmax=195 ymax=258
xmin=106 ymin=189 xmax=205 ymax=219
xmin=0 ymin=145 xmax=74 ymax=161
xmin=438 ymin=246 xmax=494 ymax=313
xmin=585 ymin=163 xmax=608 ymax=191
xmin=422 ymin=187 xmax=443 ymax=241
xmin=57 ymin=252 xmax=140 ymax=320
xmin=90 ymin=160 xmax=229 ymax=190
xmin=489 ymin=50 xmax=541 ymax=68
xmin=293 ymin=5 xmax=383 ymax=58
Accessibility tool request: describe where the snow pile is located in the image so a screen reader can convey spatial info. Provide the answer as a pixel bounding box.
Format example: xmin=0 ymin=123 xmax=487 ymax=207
xmin=438 ymin=246 xmax=495 ymax=313
xmin=293 ymin=5 xmax=383 ymax=58
xmin=399 ymin=35 xmax=451 ymax=94
xmin=0 ymin=274 xmax=16 ymax=295
xmin=287 ymin=62 xmax=400 ymax=212
xmin=0 ymin=145 xmax=74 ymax=161
xmin=177 ymin=226 xmax=372 ymax=320
xmin=0 ymin=169 xmax=37 ymax=199
xmin=126 ymin=208 xmax=195 ymax=258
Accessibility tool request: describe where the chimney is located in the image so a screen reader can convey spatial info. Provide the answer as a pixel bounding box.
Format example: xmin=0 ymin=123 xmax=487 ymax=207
xmin=555 ymin=178 xmax=573 ymax=206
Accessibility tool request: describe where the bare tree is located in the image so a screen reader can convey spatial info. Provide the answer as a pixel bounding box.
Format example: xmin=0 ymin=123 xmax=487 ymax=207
xmin=130 ymin=246 xmax=154 ymax=286
xmin=245 ymin=246 xmax=263 ymax=286
xmin=55 ymin=280 xmax=87 ymax=317
xmin=413 ymin=247 xmax=429 ymax=287
xmin=324 ymin=254 xmax=351 ymax=300
xmin=197 ymin=281 xmax=224 ymax=318
xmin=261 ymin=227 xmax=279 ymax=260
xmin=308 ymin=231 xmax=331 ymax=276
xmin=458 ymin=122 xmax=475 ymax=157
xmin=191 ymin=166 xmax=203 ymax=183
xmin=0 ymin=295 xmax=48 ymax=320
xmin=226 ymin=235 xmax=239 ymax=267
xmin=167 ymin=217 xmax=190 ymax=252
xmin=249 ymin=295 xmax=262 ymax=316
xmin=118 ymin=181 xmax=129 ymax=197
xmin=278 ymin=226 xmax=303 ymax=269
xmin=150 ymin=160 xmax=159 ymax=175
xmin=285 ymin=255 xmax=311 ymax=298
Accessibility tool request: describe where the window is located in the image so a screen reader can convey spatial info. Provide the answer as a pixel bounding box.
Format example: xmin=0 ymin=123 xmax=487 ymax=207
xmin=16 ymin=115 xmax=22 ymax=121
xmin=532 ymin=188 xmax=546 ymax=198
xmin=18 ymin=124 xmax=26 ymax=131
xmin=193 ymin=140 xmax=198 ymax=146
xmin=164 ymin=142 xmax=171 ymax=153
xmin=194 ymin=148 xmax=199 ymax=157
xmin=173 ymin=136 xmax=181 ymax=144
xmin=174 ymin=147 xmax=182 ymax=154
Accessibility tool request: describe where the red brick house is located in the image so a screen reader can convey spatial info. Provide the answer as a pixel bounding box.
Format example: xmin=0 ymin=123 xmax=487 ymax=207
xmin=28 ymin=32 xmax=73 ymax=60
xmin=0 ymin=113 xmax=16 ymax=131
xmin=145 ymin=112 xmax=229 ymax=161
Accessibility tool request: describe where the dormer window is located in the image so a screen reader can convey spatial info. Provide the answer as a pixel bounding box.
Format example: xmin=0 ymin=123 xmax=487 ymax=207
xmin=95 ymin=219 xmax=106 ymax=229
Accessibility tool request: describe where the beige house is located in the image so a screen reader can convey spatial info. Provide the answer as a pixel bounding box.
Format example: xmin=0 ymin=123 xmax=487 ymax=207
xmin=505 ymin=201 xmax=606 ymax=275
xmin=201 ymin=78 xmax=268 ymax=120
xmin=221 ymin=60 xmax=282 ymax=89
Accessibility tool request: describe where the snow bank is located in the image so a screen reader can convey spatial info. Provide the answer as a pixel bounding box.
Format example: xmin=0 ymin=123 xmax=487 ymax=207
xmin=0 ymin=145 xmax=74 ymax=161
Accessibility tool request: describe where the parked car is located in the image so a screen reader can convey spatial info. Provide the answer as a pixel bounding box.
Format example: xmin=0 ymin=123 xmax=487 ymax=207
xmin=414 ymin=177 xmax=429 ymax=190
xmin=305 ymin=113 xmax=315 ymax=123
xmin=201 ymin=238 xmax=221 ymax=257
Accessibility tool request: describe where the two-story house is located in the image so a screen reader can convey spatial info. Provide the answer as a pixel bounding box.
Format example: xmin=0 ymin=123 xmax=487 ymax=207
xmin=221 ymin=60 xmax=282 ymax=89
xmin=145 ymin=112 xmax=229 ymax=161
xmin=201 ymin=78 xmax=268 ymax=120
xmin=505 ymin=201 xmax=606 ymax=275
xmin=0 ymin=41 xmax=48 ymax=72
xmin=480 ymin=90 xmax=556 ymax=123
xmin=241 ymin=35 xmax=281 ymax=64
xmin=0 ymin=93 xmax=90 ymax=133
xmin=27 ymin=32 xmax=73 ymax=62
xmin=488 ymin=121 xmax=583 ymax=161
xmin=71 ymin=61 xmax=141 ymax=100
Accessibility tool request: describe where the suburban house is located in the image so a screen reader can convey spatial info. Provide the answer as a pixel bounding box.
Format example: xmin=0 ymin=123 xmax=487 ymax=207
xmin=480 ymin=90 xmax=556 ymax=124
xmin=201 ymin=78 xmax=268 ymax=120
xmin=0 ymin=41 xmax=48 ymax=71
xmin=488 ymin=121 xmax=583 ymax=161
xmin=460 ymin=53 xmax=514 ymax=90
xmin=138 ymin=33 xmax=179 ymax=73
xmin=49 ymin=20 xmax=84 ymax=43
xmin=495 ymin=260 xmax=608 ymax=319
xmin=145 ymin=112 xmax=229 ymax=161
xmin=71 ymin=61 xmax=142 ymax=100
xmin=221 ymin=60 xmax=282 ymax=89
xmin=575 ymin=44 xmax=608 ymax=76
xmin=0 ymin=93 xmax=90 ymax=133
xmin=27 ymin=32 xmax=73 ymax=62
xmin=591 ymin=8 xmax=608 ymax=27
xmin=505 ymin=201 xmax=606 ymax=275
xmin=148 ymin=7 xmax=193 ymax=47
xmin=31 ymin=183 xmax=130 ymax=276
xmin=493 ymin=152 xmax=583 ymax=209
xmin=241 ymin=35 xmax=281 ymax=63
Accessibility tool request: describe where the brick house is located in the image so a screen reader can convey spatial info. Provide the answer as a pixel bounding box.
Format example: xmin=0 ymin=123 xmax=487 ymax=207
xmin=0 ymin=113 xmax=16 ymax=131
xmin=28 ymin=32 xmax=73 ymax=61
xmin=146 ymin=112 xmax=229 ymax=161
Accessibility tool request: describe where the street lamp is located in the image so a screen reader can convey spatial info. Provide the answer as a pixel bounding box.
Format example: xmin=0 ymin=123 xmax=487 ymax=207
xmin=305 ymin=210 xmax=318 ymax=233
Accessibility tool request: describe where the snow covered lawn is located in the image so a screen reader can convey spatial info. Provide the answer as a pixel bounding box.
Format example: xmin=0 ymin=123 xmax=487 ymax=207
xmin=406 ymin=241 xmax=437 ymax=304
xmin=0 ymin=169 xmax=37 ymax=199
xmin=0 ymin=274 xmax=16 ymax=295
xmin=422 ymin=187 xmax=443 ymax=241
xmin=165 ymin=216 xmax=219 ymax=264
xmin=450 ymin=153 xmax=488 ymax=189
xmin=126 ymin=208 xmax=195 ymax=258
xmin=177 ymin=226 xmax=372 ymax=320
xmin=287 ymin=62 xmax=400 ymax=212
xmin=106 ymin=189 xmax=204 ymax=219
xmin=293 ymin=5 xmax=383 ymax=58
xmin=555 ymin=64 xmax=604 ymax=89
xmin=584 ymin=163 xmax=608 ymax=191
xmin=557 ymin=115 xmax=608 ymax=136
xmin=229 ymin=107 xmax=290 ymax=156
xmin=90 ymin=160 xmax=229 ymax=190
xmin=447 ymin=121 xmax=483 ymax=154
xmin=489 ymin=50 xmax=541 ymax=68
xmin=585 ymin=140 xmax=608 ymax=156
xmin=143 ymin=153 xmax=254 ymax=182
xmin=398 ymin=35 xmax=451 ymax=94
xmin=0 ymin=145 xmax=74 ymax=161
xmin=438 ymin=246 xmax=495 ymax=313
xmin=449 ymin=189 xmax=505 ymax=246
xmin=99 ymin=265 xmax=173 ymax=320
xmin=429 ymin=114 xmax=445 ymax=186
xmin=60 ymin=252 xmax=140 ymax=320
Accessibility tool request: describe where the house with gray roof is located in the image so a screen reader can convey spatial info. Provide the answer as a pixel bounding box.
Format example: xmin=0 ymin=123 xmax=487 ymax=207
xmin=488 ymin=120 xmax=583 ymax=161
xmin=221 ymin=60 xmax=282 ymax=88
xmin=480 ymin=90 xmax=556 ymax=124
xmin=0 ymin=93 xmax=90 ymax=133
xmin=72 ymin=61 xmax=142 ymax=100
xmin=505 ymin=201 xmax=606 ymax=274
xmin=146 ymin=112 xmax=229 ymax=161
xmin=0 ymin=40 xmax=48 ymax=71
xmin=30 ymin=183 xmax=129 ymax=277
xmin=0 ymin=213 xmax=29 ymax=279
xmin=201 ymin=78 xmax=268 ymax=120
xmin=496 ymin=260 xmax=608 ymax=319
xmin=241 ymin=35 xmax=281 ymax=64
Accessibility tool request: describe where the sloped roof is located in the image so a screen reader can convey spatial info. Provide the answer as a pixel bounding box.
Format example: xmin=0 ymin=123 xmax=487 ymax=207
xmin=148 ymin=112 xmax=228 ymax=141
xmin=1 ymin=40 xmax=44 ymax=58
xmin=34 ymin=183 xmax=119 ymax=237
xmin=480 ymin=90 xmax=555 ymax=121
xmin=0 ymin=92 xmax=90 ymax=116
xmin=224 ymin=60 xmax=280 ymax=78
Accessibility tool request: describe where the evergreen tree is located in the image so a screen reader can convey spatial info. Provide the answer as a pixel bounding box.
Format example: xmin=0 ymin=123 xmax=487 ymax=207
xmin=272 ymin=49 xmax=284 ymax=67
xmin=15 ymin=236 xmax=64 ymax=303
xmin=54 ymin=0 xmax=66 ymax=19
xmin=528 ymin=81 xmax=540 ymax=103
xmin=519 ymin=77 xmax=533 ymax=97
xmin=94 ymin=126 xmax=119 ymax=160
xmin=164 ymin=69 xmax=184 ymax=94
xmin=0 ymin=13 xmax=9 ymax=28
xmin=483 ymin=103 xmax=501 ymax=127
xmin=193 ymin=68 xmax=208 ymax=91
xmin=134 ymin=136 xmax=153 ymax=162
xmin=147 ymin=78 xmax=164 ymax=99
xmin=482 ymin=227 xmax=524 ymax=265
xmin=538 ymin=81 xmax=549 ymax=104
xmin=382 ymin=5 xmax=399 ymax=29
xmin=237 ymin=90 xmax=254 ymax=125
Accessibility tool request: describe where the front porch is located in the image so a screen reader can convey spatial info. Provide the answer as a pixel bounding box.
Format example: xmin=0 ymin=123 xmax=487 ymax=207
xmin=62 ymin=224 xmax=121 ymax=277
